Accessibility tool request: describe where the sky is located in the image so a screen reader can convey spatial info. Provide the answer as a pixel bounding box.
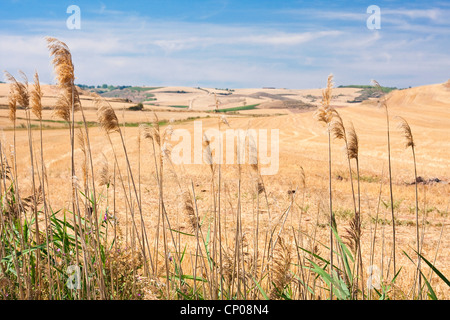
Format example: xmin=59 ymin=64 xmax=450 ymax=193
xmin=0 ymin=0 xmax=449 ymax=89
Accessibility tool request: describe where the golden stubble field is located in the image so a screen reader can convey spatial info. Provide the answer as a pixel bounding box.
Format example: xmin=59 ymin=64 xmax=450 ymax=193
xmin=0 ymin=80 xmax=449 ymax=299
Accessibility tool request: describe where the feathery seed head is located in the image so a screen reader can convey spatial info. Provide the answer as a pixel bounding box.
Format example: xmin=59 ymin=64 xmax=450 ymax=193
xmin=314 ymin=106 xmax=334 ymax=126
xmin=344 ymin=211 xmax=362 ymax=255
xmin=31 ymin=71 xmax=43 ymax=120
xmin=183 ymin=191 xmax=199 ymax=232
xmin=46 ymin=37 xmax=80 ymax=121
xmin=99 ymin=153 xmax=112 ymax=187
xmin=4 ymin=71 xmax=29 ymax=110
xmin=299 ymin=166 xmax=306 ymax=189
xmin=397 ymin=116 xmax=415 ymax=149
xmin=372 ymin=79 xmax=388 ymax=110
xmin=7 ymin=87 xmax=17 ymax=122
xmin=150 ymin=112 xmax=161 ymax=146
xmin=139 ymin=123 xmax=153 ymax=141
xmin=95 ymin=96 xmax=120 ymax=133
xmin=270 ymin=236 xmax=292 ymax=299
xmin=203 ymin=134 xmax=214 ymax=171
xmin=347 ymin=122 xmax=359 ymax=160
xmin=330 ymin=110 xmax=347 ymax=142
xmin=315 ymin=74 xmax=335 ymax=126
xmin=322 ymin=74 xmax=334 ymax=108
xmin=46 ymin=37 xmax=75 ymax=87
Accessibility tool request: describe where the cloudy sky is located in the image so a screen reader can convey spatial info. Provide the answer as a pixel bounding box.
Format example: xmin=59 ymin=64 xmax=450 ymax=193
xmin=1 ymin=0 xmax=449 ymax=89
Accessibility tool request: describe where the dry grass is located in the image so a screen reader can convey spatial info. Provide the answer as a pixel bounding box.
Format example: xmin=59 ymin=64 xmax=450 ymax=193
xmin=0 ymin=39 xmax=449 ymax=301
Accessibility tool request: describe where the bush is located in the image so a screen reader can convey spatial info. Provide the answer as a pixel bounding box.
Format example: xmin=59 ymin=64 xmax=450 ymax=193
xmin=129 ymin=103 xmax=144 ymax=111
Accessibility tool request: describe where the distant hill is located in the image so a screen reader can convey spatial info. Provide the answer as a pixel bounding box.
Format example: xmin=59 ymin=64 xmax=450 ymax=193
xmin=338 ymin=85 xmax=398 ymax=103
xmin=386 ymin=81 xmax=450 ymax=109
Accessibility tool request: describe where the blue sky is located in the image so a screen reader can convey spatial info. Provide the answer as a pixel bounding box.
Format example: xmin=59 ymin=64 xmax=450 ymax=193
xmin=1 ymin=0 xmax=449 ymax=88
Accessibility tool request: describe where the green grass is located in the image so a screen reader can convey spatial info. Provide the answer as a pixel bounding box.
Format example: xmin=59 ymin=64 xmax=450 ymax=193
xmin=169 ymin=105 xmax=189 ymax=109
xmin=130 ymin=86 xmax=162 ymax=92
xmin=10 ymin=116 xmax=167 ymax=129
xmin=334 ymin=170 xmax=380 ymax=183
xmin=213 ymin=103 xmax=260 ymax=113
xmin=334 ymin=208 xmax=354 ymax=220
xmin=338 ymin=85 xmax=397 ymax=93
xmin=122 ymin=120 xmax=168 ymax=127
xmin=10 ymin=114 xmax=209 ymax=132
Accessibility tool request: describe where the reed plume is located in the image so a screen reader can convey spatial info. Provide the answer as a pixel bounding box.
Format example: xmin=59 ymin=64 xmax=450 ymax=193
xmin=322 ymin=74 xmax=333 ymax=109
xmin=141 ymin=114 xmax=164 ymax=152
xmin=152 ymin=116 xmax=162 ymax=148
xmin=182 ymin=191 xmax=199 ymax=232
xmin=330 ymin=110 xmax=346 ymax=141
xmin=140 ymin=123 xmax=153 ymax=141
xmin=95 ymin=96 xmax=120 ymax=133
xmin=31 ymin=71 xmax=43 ymax=120
xmin=7 ymin=87 xmax=17 ymax=122
xmin=4 ymin=71 xmax=29 ymax=109
xmin=344 ymin=214 xmax=361 ymax=254
xmin=22 ymin=185 xmax=43 ymax=212
xmin=53 ymin=88 xmax=77 ymax=122
xmin=299 ymin=166 xmax=306 ymax=189
xmin=347 ymin=122 xmax=359 ymax=161
xmin=46 ymin=37 xmax=74 ymax=86
xmin=314 ymin=105 xmax=333 ymax=126
xmin=203 ymin=134 xmax=215 ymax=173
xmin=270 ymin=236 xmax=292 ymax=299
xmin=46 ymin=37 xmax=80 ymax=122
xmin=397 ymin=117 xmax=414 ymax=149
xmin=330 ymin=110 xmax=348 ymax=143
xmin=347 ymin=121 xmax=362 ymax=246
xmin=99 ymin=153 xmax=112 ymax=187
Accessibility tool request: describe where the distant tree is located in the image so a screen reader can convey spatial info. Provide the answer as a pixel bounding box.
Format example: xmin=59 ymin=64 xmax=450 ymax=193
xmin=129 ymin=102 xmax=144 ymax=111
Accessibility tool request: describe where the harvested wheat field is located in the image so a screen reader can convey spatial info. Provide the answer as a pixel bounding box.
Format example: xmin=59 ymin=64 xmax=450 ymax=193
xmin=0 ymin=36 xmax=449 ymax=302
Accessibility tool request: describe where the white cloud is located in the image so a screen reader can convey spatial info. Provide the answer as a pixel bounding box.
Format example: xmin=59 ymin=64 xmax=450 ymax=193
xmin=1 ymin=9 xmax=449 ymax=89
xmin=382 ymin=8 xmax=443 ymax=21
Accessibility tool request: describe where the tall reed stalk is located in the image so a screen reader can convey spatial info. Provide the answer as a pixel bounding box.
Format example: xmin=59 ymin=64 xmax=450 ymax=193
xmin=397 ymin=116 xmax=421 ymax=299
xmin=373 ymin=80 xmax=397 ymax=286
xmin=314 ymin=74 xmax=335 ymax=299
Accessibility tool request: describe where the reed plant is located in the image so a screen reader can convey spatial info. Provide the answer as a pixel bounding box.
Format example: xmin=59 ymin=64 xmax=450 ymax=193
xmin=0 ymin=39 xmax=448 ymax=301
